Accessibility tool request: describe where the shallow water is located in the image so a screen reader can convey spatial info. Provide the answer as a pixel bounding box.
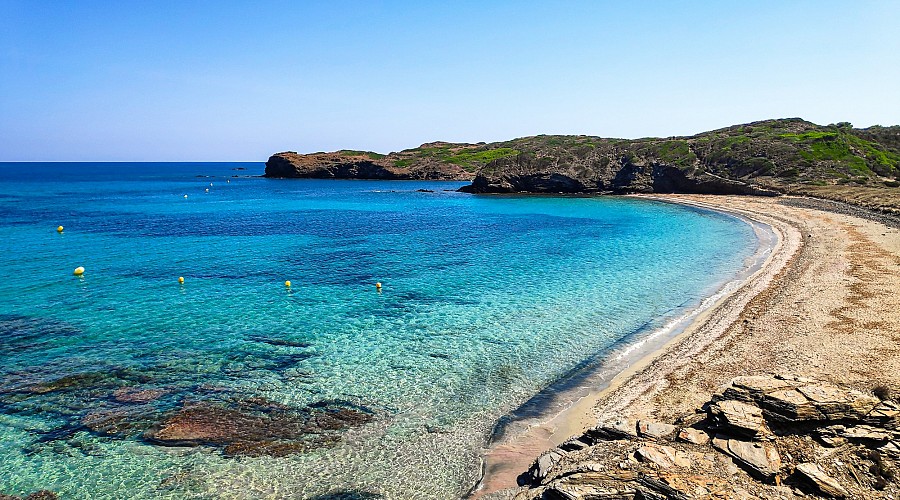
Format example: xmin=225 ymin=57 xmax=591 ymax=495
xmin=0 ymin=163 xmax=758 ymax=498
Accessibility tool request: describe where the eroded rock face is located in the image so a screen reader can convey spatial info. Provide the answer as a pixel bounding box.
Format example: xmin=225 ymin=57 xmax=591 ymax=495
xmin=264 ymin=151 xmax=472 ymax=180
xmin=462 ymin=156 xmax=780 ymax=196
xmin=515 ymin=375 xmax=900 ymax=499
xmin=715 ymin=375 xmax=881 ymax=424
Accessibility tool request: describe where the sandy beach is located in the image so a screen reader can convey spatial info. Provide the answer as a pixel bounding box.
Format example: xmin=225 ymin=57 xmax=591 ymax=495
xmin=474 ymin=194 xmax=900 ymax=498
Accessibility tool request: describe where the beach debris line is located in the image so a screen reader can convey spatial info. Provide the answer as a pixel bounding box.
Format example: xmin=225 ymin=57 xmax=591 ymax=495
xmin=516 ymin=374 xmax=899 ymax=499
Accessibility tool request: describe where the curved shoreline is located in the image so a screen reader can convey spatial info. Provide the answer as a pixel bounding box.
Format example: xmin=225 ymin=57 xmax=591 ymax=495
xmin=468 ymin=194 xmax=801 ymax=498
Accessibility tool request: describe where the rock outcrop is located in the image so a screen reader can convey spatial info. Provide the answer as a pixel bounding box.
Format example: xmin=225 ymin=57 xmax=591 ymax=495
xmin=514 ymin=375 xmax=899 ymax=499
xmin=264 ymin=149 xmax=473 ymax=180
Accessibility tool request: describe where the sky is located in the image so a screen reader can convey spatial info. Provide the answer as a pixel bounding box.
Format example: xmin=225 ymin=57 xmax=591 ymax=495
xmin=1 ymin=1 xmax=898 ymax=161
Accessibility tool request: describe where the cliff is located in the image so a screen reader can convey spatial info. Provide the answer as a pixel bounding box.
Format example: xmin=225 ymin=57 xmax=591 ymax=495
xmin=264 ymin=143 xmax=482 ymax=181
xmin=265 ymin=119 xmax=900 ymax=208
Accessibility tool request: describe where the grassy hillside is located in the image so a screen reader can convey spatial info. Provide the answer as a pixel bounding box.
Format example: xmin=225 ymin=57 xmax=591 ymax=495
xmin=267 ymin=118 xmax=900 ymax=211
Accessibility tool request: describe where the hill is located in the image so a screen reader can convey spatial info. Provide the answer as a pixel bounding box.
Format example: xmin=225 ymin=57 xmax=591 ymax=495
xmin=265 ymin=118 xmax=900 ymax=212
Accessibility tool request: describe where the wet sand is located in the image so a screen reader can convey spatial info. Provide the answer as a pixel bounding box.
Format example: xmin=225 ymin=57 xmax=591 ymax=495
xmin=472 ymin=194 xmax=900 ymax=498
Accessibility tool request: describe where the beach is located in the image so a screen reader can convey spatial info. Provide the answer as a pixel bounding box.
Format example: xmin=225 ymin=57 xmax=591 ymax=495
xmin=475 ymin=194 xmax=900 ymax=498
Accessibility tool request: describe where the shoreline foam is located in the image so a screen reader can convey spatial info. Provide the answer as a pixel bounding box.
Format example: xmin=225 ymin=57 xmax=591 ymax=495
xmin=470 ymin=194 xmax=799 ymax=498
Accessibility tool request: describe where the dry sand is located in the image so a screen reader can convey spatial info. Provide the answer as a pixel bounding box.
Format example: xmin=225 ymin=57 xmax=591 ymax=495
xmin=473 ymin=194 xmax=900 ymax=498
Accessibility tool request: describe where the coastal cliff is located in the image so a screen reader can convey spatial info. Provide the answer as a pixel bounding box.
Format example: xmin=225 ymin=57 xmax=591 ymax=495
xmin=266 ymin=118 xmax=900 ymax=210
xmin=264 ymin=144 xmax=477 ymax=181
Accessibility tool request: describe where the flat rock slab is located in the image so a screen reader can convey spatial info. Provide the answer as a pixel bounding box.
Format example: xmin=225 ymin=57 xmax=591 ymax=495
xmin=678 ymin=428 xmax=711 ymax=445
xmin=796 ymin=384 xmax=879 ymax=420
xmin=713 ymin=436 xmax=781 ymax=480
xmin=795 ymin=462 xmax=849 ymax=498
xmin=709 ymin=400 xmax=768 ymax=437
xmin=636 ymin=444 xmax=693 ymax=470
xmin=637 ymin=420 xmax=677 ymax=440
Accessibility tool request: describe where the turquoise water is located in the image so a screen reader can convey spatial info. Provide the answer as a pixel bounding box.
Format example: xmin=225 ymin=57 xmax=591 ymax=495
xmin=0 ymin=163 xmax=759 ymax=498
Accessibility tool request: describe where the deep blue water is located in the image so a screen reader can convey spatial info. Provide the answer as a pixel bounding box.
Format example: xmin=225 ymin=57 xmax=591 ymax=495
xmin=0 ymin=162 xmax=759 ymax=498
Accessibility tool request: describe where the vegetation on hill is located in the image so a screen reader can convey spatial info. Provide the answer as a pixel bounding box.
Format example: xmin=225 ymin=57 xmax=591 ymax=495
xmin=265 ymin=118 xmax=900 ymax=211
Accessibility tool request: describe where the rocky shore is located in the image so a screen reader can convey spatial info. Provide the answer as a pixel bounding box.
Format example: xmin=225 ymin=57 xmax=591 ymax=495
xmin=517 ymin=374 xmax=898 ymax=499
xmin=474 ymin=194 xmax=900 ymax=499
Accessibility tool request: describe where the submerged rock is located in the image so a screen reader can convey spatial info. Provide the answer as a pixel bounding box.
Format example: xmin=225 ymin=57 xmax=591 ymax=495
xmin=82 ymin=406 xmax=160 ymax=437
xmin=112 ymin=386 xmax=169 ymax=404
xmin=0 ymin=491 xmax=58 ymax=500
xmin=144 ymin=399 xmax=373 ymax=457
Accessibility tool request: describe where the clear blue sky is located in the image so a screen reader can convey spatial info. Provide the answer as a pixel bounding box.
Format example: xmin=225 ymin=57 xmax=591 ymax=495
xmin=1 ymin=1 xmax=898 ymax=161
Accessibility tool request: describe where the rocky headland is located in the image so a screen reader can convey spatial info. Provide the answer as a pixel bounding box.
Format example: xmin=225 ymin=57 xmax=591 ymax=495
xmin=266 ymin=119 xmax=900 ymax=213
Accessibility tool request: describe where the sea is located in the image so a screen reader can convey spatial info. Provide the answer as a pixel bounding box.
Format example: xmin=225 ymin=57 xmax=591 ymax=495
xmin=0 ymin=162 xmax=764 ymax=499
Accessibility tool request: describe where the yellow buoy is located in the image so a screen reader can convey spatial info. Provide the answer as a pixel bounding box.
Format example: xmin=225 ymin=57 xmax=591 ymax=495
xmin=285 ymin=280 xmax=291 ymax=287
xmin=375 ymin=282 xmax=382 ymax=289
xmin=178 ymin=276 xmax=185 ymax=284
xmin=57 ymin=225 xmax=64 ymax=233
xmin=73 ymin=266 xmax=85 ymax=276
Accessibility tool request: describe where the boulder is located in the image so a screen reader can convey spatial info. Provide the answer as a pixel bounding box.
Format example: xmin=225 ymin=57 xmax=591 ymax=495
xmin=716 ymin=375 xmax=880 ymax=424
xmin=819 ymin=424 xmax=892 ymax=442
xmin=879 ymin=440 xmax=900 ymax=459
xmin=677 ymin=428 xmax=711 ymax=446
xmin=527 ymin=450 xmax=565 ymax=485
xmin=707 ymin=400 xmax=769 ymax=437
xmin=583 ymin=419 xmax=638 ymax=443
xmin=713 ymin=436 xmax=781 ymax=480
xmin=796 ymin=384 xmax=880 ymax=421
xmin=795 ymin=462 xmax=849 ymax=498
xmin=635 ymin=444 xmax=690 ymax=469
xmin=636 ymin=445 xmax=677 ymax=469
xmin=637 ymin=421 xmax=677 ymax=440
xmin=760 ymin=388 xmax=820 ymax=422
